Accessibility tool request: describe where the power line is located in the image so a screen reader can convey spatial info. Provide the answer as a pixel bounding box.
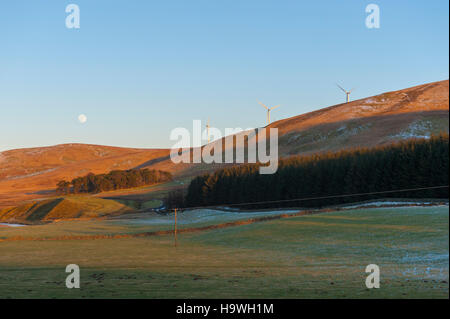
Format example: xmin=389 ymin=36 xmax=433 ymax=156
xmin=173 ymin=185 xmax=449 ymax=211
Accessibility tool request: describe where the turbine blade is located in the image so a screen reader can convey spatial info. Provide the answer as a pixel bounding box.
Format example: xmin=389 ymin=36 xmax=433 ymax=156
xmin=336 ymin=83 xmax=346 ymax=93
xmin=349 ymin=88 xmax=356 ymax=93
xmin=270 ymin=104 xmax=281 ymax=110
xmin=258 ymin=101 xmax=269 ymax=110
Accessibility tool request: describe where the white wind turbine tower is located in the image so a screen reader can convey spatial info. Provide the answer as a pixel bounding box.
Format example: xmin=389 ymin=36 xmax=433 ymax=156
xmin=336 ymin=84 xmax=355 ymax=103
xmin=206 ymin=118 xmax=211 ymax=143
xmin=258 ymin=101 xmax=281 ymax=125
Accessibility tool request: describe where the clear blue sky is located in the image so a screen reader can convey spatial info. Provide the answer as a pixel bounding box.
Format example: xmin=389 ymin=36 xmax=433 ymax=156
xmin=0 ymin=0 xmax=448 ymax=151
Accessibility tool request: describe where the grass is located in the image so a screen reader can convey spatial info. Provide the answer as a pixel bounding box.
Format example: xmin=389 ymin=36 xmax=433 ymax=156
xmin=0 ymin=179 xmax=183 ymax=224
xmin=113 ymin=199 xmax=162 ymax=210
xmin=0 ymin=196 xmax=132 ymax=223
xmin=0 ymin=206 xmax=448 ymax=298
xmin=96 ymin=178 xmax=190 ymax=199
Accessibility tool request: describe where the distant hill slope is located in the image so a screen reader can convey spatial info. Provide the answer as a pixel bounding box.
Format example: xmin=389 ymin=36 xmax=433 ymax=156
xmin=274 ymin=80 xmax=448 ymax=134
xmin=0 ymin=79 xmax=448 ymax=208
xmin=0 ymin=144 xmax=170 ymax=182
xmin=0 ymin=196 xmax=132 ymax=224
xmin=271 ymin=80 xmax=449 ymax=155
xmin=0 ymin=145 xmax=171 ymax=207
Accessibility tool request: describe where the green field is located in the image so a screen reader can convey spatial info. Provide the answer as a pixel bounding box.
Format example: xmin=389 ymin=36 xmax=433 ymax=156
xmin=0 ymin=206 xmax=448 ymax=298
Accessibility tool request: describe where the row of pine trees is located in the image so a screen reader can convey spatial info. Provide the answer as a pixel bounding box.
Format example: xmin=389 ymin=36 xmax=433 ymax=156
xmin=185 ymin=134 xmax=449 ymax=208
xmin=56 ymin=168 xmax=172 ymax=194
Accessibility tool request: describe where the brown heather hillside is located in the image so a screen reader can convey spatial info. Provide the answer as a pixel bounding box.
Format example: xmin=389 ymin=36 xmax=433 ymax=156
xmin=140 ymin=80 xmax=449 ymax=171
xmin=0 ymin=145 xmax=171 ymax=207
xmin=0 ymin=80 xmax=448 ymax=209
xmin=273 ymin=80 xmax=448 ymax=134
xmin=271 ymin=80 xmax=449 ymax=155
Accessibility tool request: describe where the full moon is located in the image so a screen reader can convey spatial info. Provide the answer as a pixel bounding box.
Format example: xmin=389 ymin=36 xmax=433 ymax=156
xmin=78 ymin=114 xmax=87 ymax=124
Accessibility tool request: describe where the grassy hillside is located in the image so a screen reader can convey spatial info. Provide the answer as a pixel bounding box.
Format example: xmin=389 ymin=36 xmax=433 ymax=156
xmin=0 ymin=196 xmax=132 ymax=224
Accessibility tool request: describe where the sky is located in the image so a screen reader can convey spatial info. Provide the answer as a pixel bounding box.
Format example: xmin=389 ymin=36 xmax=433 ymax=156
xmin=0 ymin=0 xmax=448 ymax=151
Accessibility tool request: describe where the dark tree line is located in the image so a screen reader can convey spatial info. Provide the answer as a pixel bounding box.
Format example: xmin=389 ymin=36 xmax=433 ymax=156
xmin=164 ymin=189 xmax=186 ymax=209
xmin=56 ymin=168 xmax=172 ymax=194
xmin=186 ymin=134 xmax=449 ymax=209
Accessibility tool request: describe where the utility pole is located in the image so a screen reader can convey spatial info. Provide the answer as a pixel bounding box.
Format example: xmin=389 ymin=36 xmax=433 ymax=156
xmin=174 ymin=208 xmax=178 ymax=248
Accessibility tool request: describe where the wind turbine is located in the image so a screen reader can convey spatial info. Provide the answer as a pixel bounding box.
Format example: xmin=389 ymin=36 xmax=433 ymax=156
xmin=258 ymin=101 xmax=280 ymax=125
xmin=336 ymin=84 xmax=355 ymax=103
xmin=205 ymin=119 xmax=211 ymax=143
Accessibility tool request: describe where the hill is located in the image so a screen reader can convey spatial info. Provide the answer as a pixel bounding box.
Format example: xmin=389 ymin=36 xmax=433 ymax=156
xmin=0 ymin=80 xmax=448 ymax=209
xmin=0 ymin=196 xmax=133 ymax=224
xmin=146 ymin=80 xmax=449 ymax=175
xmin=0 ymin=145 xmax=171 ymax=207
xmin=272 ymin=80 xmax=449 ymax=155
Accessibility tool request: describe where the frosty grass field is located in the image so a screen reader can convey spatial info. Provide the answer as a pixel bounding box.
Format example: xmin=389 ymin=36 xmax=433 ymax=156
xmin=0 ymin=205 xmax=448 ymax=298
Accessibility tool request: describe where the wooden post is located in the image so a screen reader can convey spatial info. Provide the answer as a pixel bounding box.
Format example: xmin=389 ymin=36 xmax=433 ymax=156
xmin=174 ymin=208 xmax=178 ymax=247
